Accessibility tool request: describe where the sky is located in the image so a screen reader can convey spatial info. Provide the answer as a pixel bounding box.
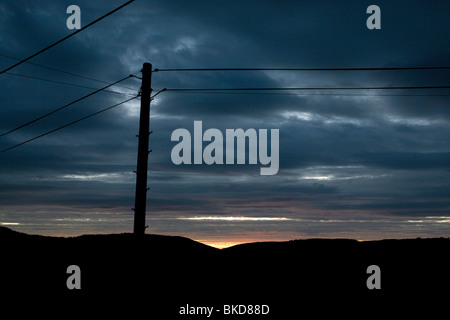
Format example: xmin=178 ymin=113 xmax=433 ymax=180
xmin=1 ymin=0 xmax=450 ymax=248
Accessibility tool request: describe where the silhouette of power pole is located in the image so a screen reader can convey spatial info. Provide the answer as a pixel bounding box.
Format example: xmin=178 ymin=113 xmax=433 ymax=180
xmin=133 ymin=62 xmax=152 ymax=236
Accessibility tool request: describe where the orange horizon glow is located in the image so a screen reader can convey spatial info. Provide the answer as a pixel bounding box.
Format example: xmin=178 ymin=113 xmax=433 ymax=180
xmin=3 ymin=222 xmax=448 ymax=249
xmin=196 ymin=241 xmax=247 ymax=249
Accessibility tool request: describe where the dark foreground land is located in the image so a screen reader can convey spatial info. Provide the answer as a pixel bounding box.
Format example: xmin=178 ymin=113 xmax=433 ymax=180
xmin=1 ymin=226 xmax=449 ymax=318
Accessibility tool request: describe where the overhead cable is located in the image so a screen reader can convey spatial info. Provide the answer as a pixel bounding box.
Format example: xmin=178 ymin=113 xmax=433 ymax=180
xmin=0 ymin=75 xmax=132 ymax=138
xmin=0 ymin=0 xmax=135 ymax=75
xmin=0 ymin=96 xmax=137 ymax=154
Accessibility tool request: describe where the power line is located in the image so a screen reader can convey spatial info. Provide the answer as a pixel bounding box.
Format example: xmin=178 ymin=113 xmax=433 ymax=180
xmin=165 ymin=91 xmax=450 ymax=97
xmin=151 ymin=88 xmax=167 ymax=99
xmin=0 ymin=96 xmax=137 ymax=155
xmin=0 ymin=52 xmax=136 ymax=91
xmin=4 ymin=71 xmax=135 ymax=95
xmin=165 ymin=85 xmax=450 ymax=92
xmin=0 ymin=75 xmax=132 ymax=138
xmin=0 ymin=0 xmax=135 ymax=75
xmin=155 ymin=66 xmax=450 ymax=72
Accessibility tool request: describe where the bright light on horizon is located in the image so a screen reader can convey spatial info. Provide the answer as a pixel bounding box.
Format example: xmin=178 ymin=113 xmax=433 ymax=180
xmin=197 ymin=241 xmax=247 ymax=249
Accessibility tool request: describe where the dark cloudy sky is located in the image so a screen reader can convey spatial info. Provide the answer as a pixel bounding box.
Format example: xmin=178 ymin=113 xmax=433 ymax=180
xmin=1 ymin=0 xmax=450 ymax=247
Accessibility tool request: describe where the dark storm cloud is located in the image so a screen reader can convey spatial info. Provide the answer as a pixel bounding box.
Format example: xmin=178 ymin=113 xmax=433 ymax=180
xmin=0 ymin=0 xmax=449 ymax=239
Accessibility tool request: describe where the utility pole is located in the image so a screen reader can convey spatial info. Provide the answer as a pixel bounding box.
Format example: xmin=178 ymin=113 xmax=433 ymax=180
xmin=133 ymin=62 xmax=152 ymax=236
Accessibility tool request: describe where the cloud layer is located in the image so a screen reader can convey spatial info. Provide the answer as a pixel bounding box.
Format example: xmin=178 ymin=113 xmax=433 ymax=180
xmin=1 ymin=0 xmax=449 ymax=243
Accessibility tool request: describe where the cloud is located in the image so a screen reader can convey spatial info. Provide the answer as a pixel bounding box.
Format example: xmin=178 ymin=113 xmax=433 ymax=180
xmin=0 ymin=0 xmax=449 ymax=240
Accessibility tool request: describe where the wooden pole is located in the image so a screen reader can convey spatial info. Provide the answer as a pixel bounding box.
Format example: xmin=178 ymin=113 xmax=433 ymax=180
xmin=133 ymin=62 xmax=152 ymax=236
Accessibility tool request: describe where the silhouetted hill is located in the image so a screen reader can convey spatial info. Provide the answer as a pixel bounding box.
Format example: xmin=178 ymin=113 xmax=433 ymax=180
xmin=1 ymin=226 xmax=448 ymax=318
